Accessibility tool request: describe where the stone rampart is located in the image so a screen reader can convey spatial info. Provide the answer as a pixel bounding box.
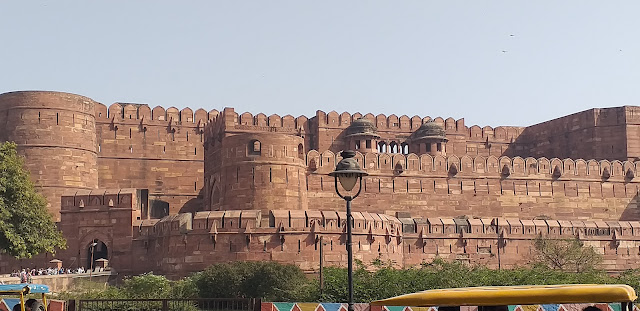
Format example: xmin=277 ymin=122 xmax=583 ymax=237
xmin=131 ymin=209 xmax=640 ymax=276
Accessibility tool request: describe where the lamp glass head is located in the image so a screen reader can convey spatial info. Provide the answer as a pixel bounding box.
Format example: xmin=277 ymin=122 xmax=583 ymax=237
xmin=338 ymin=173 xmax=358 ymax=191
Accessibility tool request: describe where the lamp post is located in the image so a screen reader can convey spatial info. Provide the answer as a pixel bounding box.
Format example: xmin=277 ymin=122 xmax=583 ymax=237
xmin=89 ymin=241 xmax=97 ymax=281
xmin=329 ymin=150 xmax=368 ymax=311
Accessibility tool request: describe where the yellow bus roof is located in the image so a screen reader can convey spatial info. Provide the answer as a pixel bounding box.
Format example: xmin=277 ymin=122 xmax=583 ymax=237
xmin=371 ymin=284 xmax=637 ymax=306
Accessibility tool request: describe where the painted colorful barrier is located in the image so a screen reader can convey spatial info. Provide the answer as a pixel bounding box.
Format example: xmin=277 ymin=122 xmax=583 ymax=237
xmin=262 ymin=303 xmax=631 ymax=311
xmin=0 ymin=299 xmax=64 ymax=311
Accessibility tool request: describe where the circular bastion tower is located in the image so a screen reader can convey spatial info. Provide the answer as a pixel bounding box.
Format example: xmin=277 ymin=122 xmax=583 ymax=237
xmin=0 ymin=91 xmax=99 ymax=220
xmin=204 ymin=131 xmax=308 ymax=213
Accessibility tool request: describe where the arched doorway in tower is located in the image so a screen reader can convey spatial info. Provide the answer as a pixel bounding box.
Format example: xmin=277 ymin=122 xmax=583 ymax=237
xmin=87 ymin=239 xmax=108 ymax=271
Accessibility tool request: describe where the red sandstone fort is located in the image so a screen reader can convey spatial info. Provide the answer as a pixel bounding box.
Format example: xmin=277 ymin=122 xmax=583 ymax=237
xmin=1 ymin=90 xmax=640 ymax=276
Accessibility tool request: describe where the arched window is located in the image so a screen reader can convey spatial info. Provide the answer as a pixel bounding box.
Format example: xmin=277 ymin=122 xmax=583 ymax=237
xmin=401 ymin=143 xmax=409 ymax=154
xmin=390 ymin=142 xmax=398 ymax=153
xmin=298 ymin=143 xmax=304 ymax=160
xmin=249 ymin=140 xmax=261 ymax=155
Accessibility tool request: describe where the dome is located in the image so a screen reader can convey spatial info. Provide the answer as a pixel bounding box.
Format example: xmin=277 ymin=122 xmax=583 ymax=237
xmin=413 ymin=120 xmax=448 ymax=141
xmin=345 ymin=117 xmax=380 ymax=138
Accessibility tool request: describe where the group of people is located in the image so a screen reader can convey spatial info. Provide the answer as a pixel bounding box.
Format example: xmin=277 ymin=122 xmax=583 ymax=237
xmin=10 ymin=267 xmax=88 ymax=283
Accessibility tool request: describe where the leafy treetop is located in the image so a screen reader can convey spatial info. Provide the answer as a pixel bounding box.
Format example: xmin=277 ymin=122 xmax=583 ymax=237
xmin=0 ymin=142 xmax=66 ymax=258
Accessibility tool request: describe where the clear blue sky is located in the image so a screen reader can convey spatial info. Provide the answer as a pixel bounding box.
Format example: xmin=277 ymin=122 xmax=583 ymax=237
xmin=1 ymin=1 xmax=639 ymax=127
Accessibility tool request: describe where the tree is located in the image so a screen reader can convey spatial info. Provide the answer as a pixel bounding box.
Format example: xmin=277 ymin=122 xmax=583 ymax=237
xmin=192 ymin=261 xmax=309 ymax=301
xmin=0 ymin=142 xmax=66 ymax=258
xmin=533 ymin=236 xmax=602 ymax=272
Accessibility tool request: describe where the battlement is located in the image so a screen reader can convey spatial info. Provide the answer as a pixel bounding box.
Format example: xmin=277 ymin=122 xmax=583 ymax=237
xmin=60 ymin=188 xmax=145 ymax=210
xmin=204 ymin=108 xmax=524 ymax=143
xmin=95 ymin=102 xmax=219 ymax=126
xmin=134 ymin=209 xmax=640 ymax=241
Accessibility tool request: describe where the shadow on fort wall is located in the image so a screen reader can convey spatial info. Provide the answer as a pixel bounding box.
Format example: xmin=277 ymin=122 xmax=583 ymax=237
xmin=179 ymin=188 xmax=205 ymax=214
xmin=500 ymin=127 xmax=532 ymax=159
xmin=328 ymin=131 xmax=347 ymax=153
xmin=620 ymin=193 xmax=640 ymax=221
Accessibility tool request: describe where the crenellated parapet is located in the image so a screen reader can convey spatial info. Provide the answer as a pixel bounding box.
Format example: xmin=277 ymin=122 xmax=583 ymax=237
xmin=130 ymin=209 xmax=640 ymax=274
xmin=95 ymin=102 xmax=217 ymax=126
xmin=313 ymin=110 xmax=522 ymax=139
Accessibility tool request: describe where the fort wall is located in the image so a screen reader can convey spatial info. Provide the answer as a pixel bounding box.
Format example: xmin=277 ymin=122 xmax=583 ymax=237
xmin=133 ymin=210 xmax=640 ymax=276
xmin=5 ymin=194 xmax=639 ymax=275
xmin=5 ymin=90 xmax=640 ymax=276
xmin=303 ymin=152 xmax=640 ymax=221
xmin=126 ymin=206 xmax=640 ymax=275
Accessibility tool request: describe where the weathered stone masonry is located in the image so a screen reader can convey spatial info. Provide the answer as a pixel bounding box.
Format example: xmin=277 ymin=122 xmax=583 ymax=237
xmin=2 ymin=90 xmax=640 ymax=276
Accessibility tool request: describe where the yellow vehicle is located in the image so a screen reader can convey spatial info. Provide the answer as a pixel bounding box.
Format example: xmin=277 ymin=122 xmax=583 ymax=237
xmin=371 ymin=284 xmax=637 ymax=311
xmin=0 ymin=284 xmax=50 ymax=311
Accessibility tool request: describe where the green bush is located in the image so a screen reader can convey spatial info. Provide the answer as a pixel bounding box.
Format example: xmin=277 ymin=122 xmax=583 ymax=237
xmin=191 ymin=261 xmax=309 ymax=301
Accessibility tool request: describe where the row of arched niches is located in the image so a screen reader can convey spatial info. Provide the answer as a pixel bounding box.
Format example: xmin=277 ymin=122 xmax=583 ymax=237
xmin=306 ymin=150 xmax=639 ymax=180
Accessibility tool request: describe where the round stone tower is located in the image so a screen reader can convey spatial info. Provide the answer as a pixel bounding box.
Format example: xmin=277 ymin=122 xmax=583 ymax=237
xmin=204 ymin=132 xmax=308 ymax=213
xmin=0 ymin=91 xmax=99 ymax=220
xmin=345 ymin=117 xmax=380 ymax=154
xmin=411 ymin=120 xmax=448 ymax=156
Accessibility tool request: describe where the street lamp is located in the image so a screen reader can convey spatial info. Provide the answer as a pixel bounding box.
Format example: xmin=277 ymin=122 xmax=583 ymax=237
xmin=329 ymin=150 xmax=368 ymax=311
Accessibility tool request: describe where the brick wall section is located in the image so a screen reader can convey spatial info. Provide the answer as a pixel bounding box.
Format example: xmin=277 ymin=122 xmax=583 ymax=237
xmin=94 ymin=103 xmax=210 ymax=215
xmin=515 ymin=107 xmax=640 ymax=161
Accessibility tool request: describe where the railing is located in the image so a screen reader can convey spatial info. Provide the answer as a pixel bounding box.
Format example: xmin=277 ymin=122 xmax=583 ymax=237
xmin=74 ymin=298 xmax=259 ymax=311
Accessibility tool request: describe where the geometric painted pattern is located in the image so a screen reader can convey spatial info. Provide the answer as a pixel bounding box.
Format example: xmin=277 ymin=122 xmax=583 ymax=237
xmin=0 ymin=299 xmax=20 ymax=311
xmin=509 ymin=304 xmax=621 ymax=311
xmin=264 ymin=302 xmax=625 ymax=311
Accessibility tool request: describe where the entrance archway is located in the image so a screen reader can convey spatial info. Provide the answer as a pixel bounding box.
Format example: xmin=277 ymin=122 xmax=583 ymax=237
xmin=86 ymin=239 xmax=108 ymax=271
